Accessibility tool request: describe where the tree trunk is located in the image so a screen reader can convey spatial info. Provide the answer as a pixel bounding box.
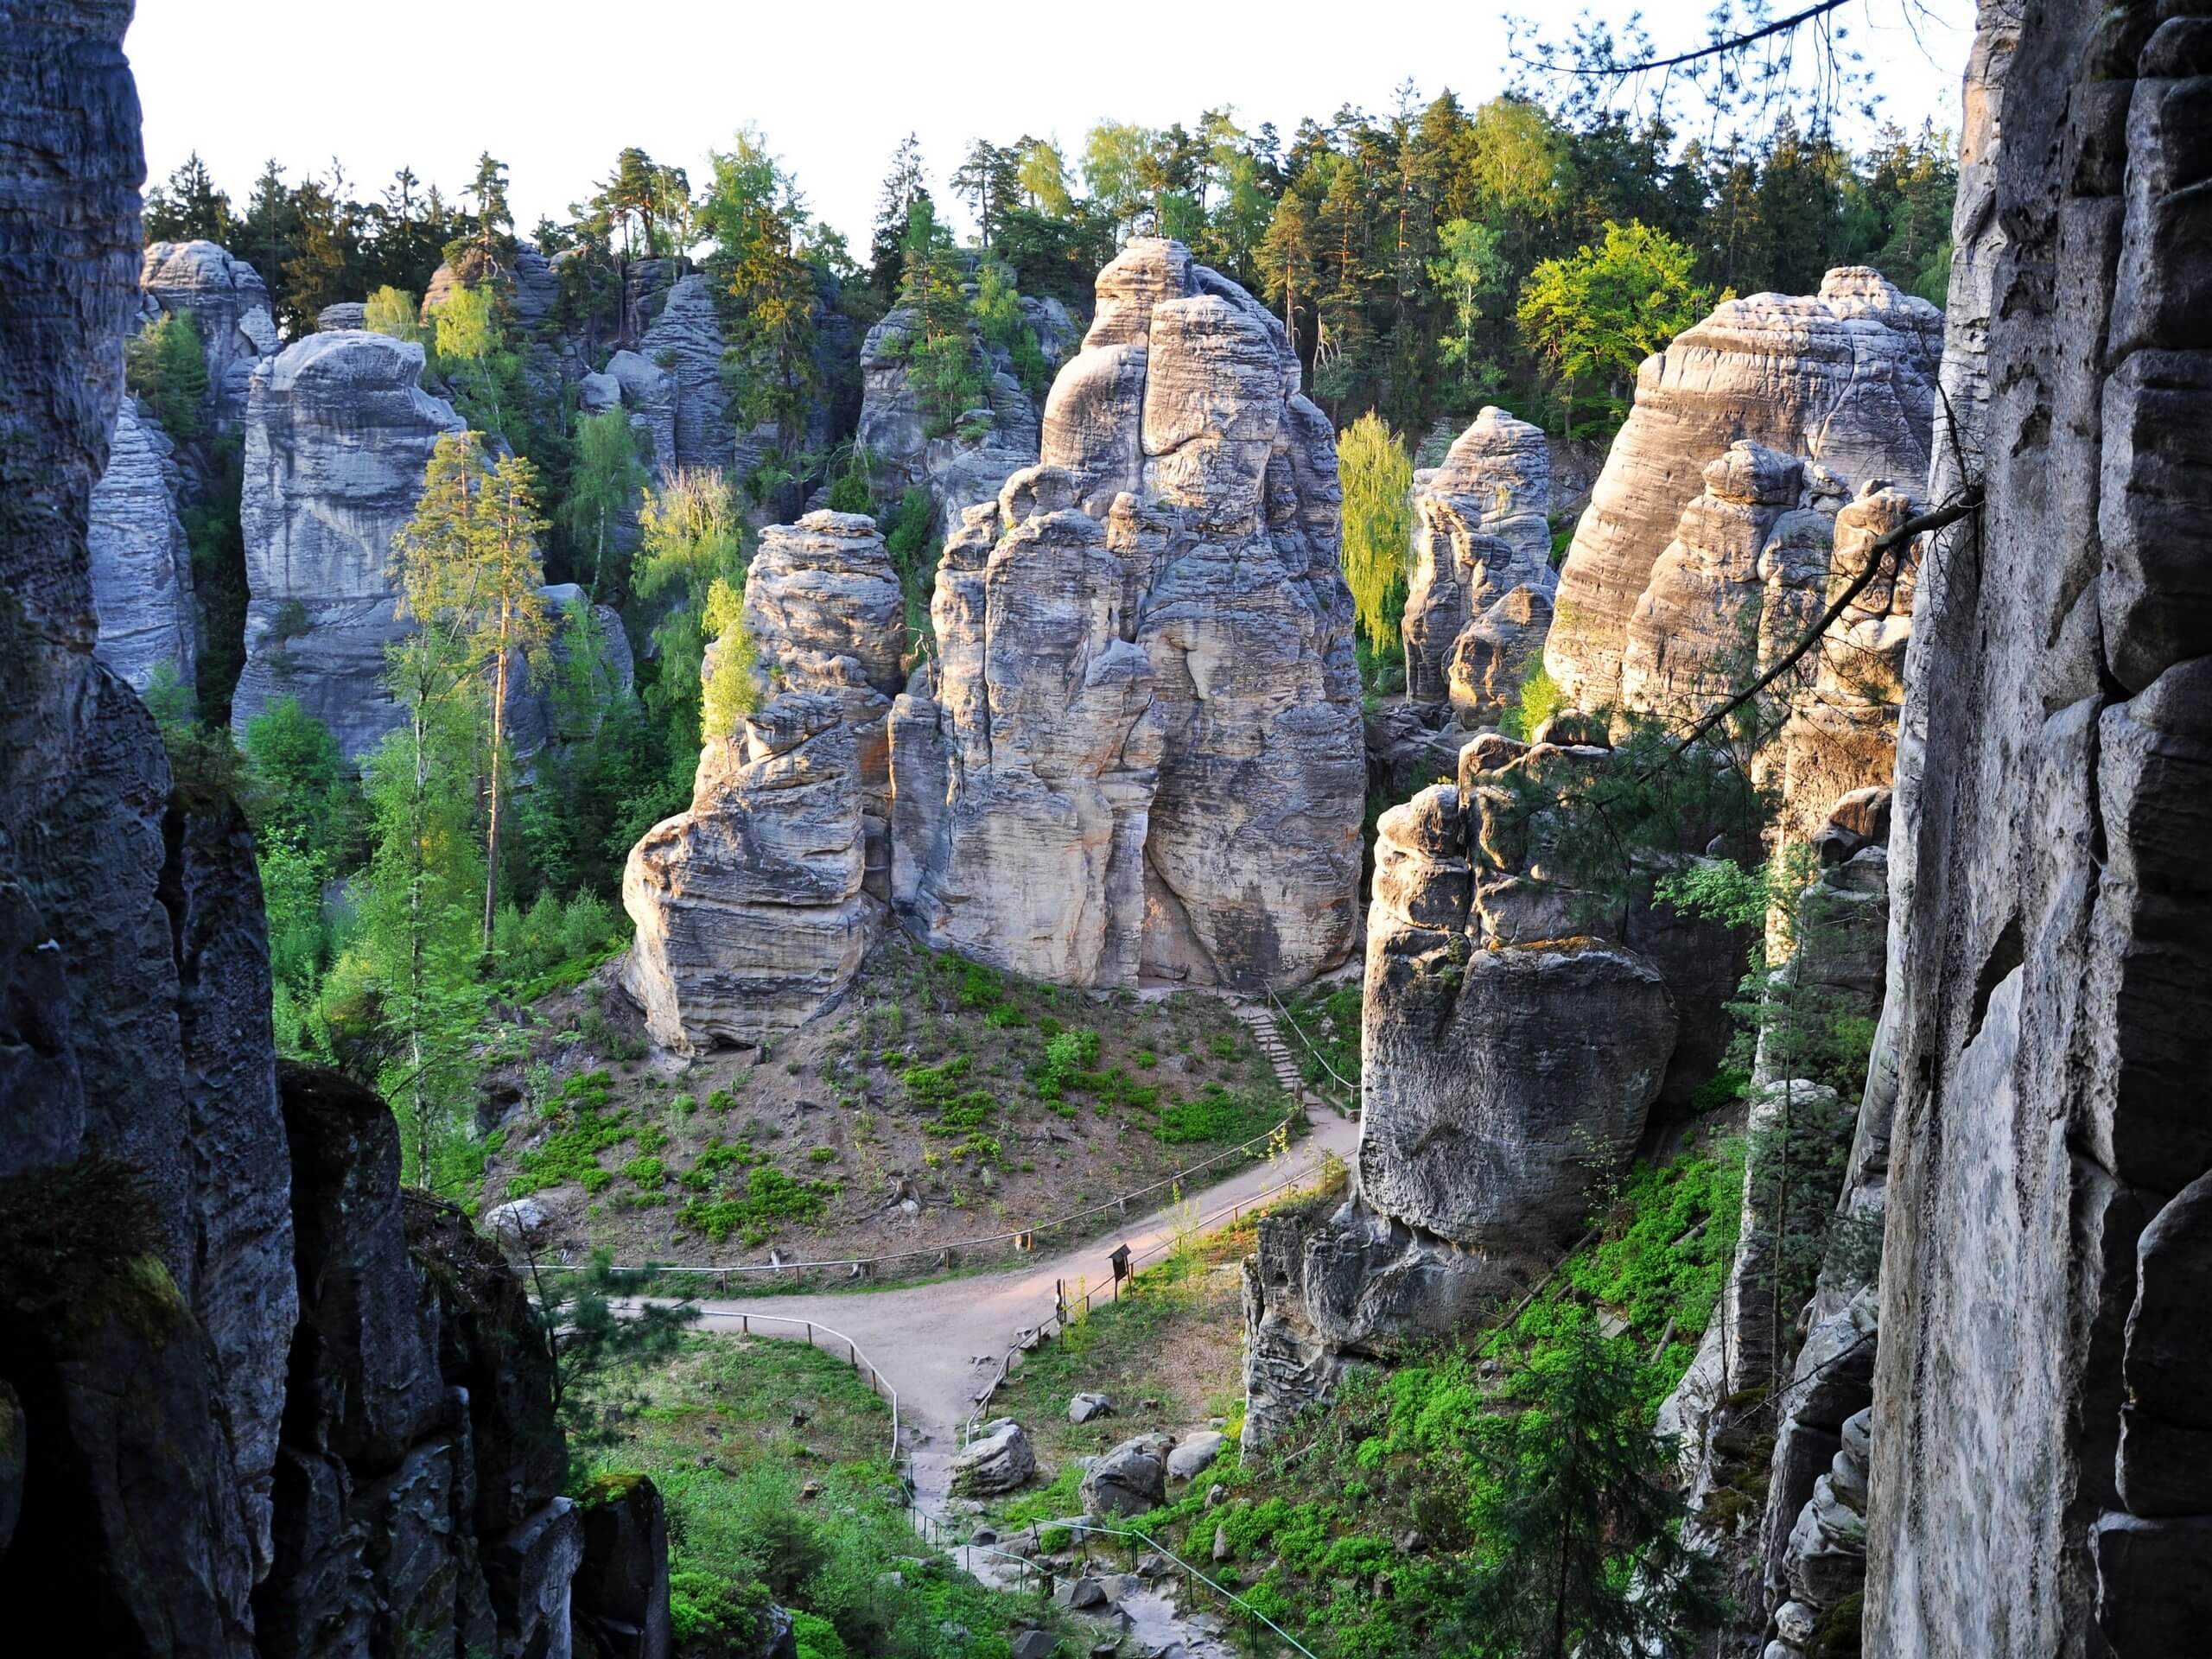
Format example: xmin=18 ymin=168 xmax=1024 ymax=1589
xmin=484 ymin=601 xmax=508 ymax=949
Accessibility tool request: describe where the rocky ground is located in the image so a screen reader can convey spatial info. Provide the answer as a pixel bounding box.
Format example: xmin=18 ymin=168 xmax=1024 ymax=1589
xmin=476 ymin=933 xmax=1312 ymax=1276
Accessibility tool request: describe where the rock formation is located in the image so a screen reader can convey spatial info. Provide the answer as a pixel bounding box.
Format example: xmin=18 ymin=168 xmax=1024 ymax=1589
xmin=1861 ymin=3 xmax=2212 ymax=1654
xmin=623 ymin=512 xmax=903 ymax=1052
xmin=138 ymin=237 xmax=278 ymax=429
xmin=1401 ymin=406 xmax=1554 ymax=708
xmin=0 ymin=14 xmax=665 ymax=1655
xmin=229 ymin=328 xmax=630 ymax=761
xmin=1544 ymin=270 xmax=1942 ymax=715
xmin=88 ymin=393 xmax=195 ymax=690
xmin=230 ymin=328 xmax=465 ymax=755
xmin=1243 ymin=722 xmax=1764 ymax=1443
xmin=857 ymin=283 xmax=1077 ymax=533
xmin=891 ymin=239 xmax=1363 ymax=992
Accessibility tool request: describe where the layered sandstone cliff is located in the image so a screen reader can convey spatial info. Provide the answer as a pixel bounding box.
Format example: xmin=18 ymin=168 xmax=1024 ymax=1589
xmin=0 ymin=12 xmax=666 ymax=1655
xmin=88 ymin=393 xmax=196 ymax=690
xmin=1862 ymin=3 xmax=2212 ymax=1654
xmin=891 ymin=239 xmax=1364 ymax=992
xmin=1544 ymin=271 xmax=1942 ymax=717
xmin=137 ymin=237 xmax=278 ymax=429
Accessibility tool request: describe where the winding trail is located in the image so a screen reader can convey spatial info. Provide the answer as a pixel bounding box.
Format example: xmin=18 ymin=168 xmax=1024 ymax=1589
xmin=658 ymin=1096 xmax=1360 ymax=1446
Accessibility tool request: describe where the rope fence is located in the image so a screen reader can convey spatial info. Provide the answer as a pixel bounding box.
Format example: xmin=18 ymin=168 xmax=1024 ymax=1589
xmin=961 ymin=1144 xmax=1350 ymax=1440
xmin=529 ymin=1107 xmax=1306 ymax=1286
xmin=1265 ymin=987 xmax=1360 ymax=1111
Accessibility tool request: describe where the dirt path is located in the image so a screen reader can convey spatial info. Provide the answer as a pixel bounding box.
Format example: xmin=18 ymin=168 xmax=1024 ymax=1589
xmin=652 ymin=1103 xmax=1360 ymax=1446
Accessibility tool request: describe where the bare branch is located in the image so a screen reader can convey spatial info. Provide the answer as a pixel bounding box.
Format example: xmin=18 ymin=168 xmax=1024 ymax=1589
xmin=1663 ymin=488 xmax=1982 ymax=760
xmin=1520 ymin=0 xmax=1853 ymax=79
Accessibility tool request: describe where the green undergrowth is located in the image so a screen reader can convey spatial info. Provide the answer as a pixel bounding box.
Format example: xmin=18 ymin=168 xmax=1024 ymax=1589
xmin=989 ymin=1134 xmax=1744 ymax=1657
xmin=574 ymin=1333 xmax=1069 ymax=1659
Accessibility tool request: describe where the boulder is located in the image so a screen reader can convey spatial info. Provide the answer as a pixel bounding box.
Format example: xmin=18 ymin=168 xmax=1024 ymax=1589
xmin=229 ymin=328 xmax=465 ymax=759
xmin=1012 ymin=1630 xmax=1060 ymax=1659
xmin=1544 ymin=269 xmax=1942 ymax=714
xmin=88 ymin=396 xmax=196 ymax=691
xmin=1402 ymin=406 xmax=1554 ymax=703
xmin=485 ymin=1198 xmax=550 ymax=1242
xmin=1068 ymin=1392 xmax=1116 ymax=1425
xmin=893 ymin=241 xmax=1363 ymax=991
xmin=1166 ymin=1433 xmax=1225 ymax=1481
xmin=950 ymin=1420 xmax=1037 ymax=1497
xmin=1080 ymin=1434 xmax=1170 ymax=1516
xmin=315 ymin=301 xmax=366 ymax=332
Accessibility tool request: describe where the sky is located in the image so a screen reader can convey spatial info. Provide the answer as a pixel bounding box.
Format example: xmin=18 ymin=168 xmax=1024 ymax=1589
xmin=127 ymin=0 xmax=1977 ymax=254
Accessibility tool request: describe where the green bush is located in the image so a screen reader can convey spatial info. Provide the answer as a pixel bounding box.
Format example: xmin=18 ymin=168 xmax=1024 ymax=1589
xmin=677 ymin=1164 xmax=837 ymax=1243
xmin=1154 ymin=1084 xmax=1281 ymax=1146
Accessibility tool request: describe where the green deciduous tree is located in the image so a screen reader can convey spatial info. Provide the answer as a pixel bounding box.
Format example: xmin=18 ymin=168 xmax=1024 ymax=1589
xmin=1338 ymin=411 xmax=1414 ymax=652
xmin=363 ymin=285 xmax=420 ymax=344
xmin=1517 ymin=219 xmax=1714 ymax=433
xmin=634 ymin=467 xmax=746 ymax=778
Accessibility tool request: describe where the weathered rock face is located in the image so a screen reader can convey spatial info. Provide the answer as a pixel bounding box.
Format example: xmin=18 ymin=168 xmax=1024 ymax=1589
xmin=639 ymin=270 xmax=734 ymax=475
xmin=1545 ymin=270 xmax=1942 ymax=715
xmin=1863 ymin=3 xmax=2212 ymax=1655
xmin=892 ymin=241 xmax=1363 ymax=992
xmin=621 ymin=512 xmax=902 ymax=1052
xmin=88 ymin=394 xmax=195 ymax=689
xmin=1402 ymin=407 xmax=1554 ymax=705
xmin=0 ymin=22 xmax=662 ymax=1656
xmin=1617 ymin=442 xmax=1804 ymax=721
xmin=1243 ymin=728 xmax=1726 ymax=1444
xmin=857 ymin=289 xmax=1077 ymax=534
xmin=950 ymin=1419 xmax=1037 ymax=1497
xmin=138 ymin=238 xmax=278 ymax=428
xmin=230 ymin=328 xmax=463 ymax=756
xmin=1446 ymin=585 xmax=1553 ymax=728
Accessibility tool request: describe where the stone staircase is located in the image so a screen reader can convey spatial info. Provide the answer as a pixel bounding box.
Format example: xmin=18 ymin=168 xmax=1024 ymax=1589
xmin=1235 ymin=1000 xmax=1328 ymax=1111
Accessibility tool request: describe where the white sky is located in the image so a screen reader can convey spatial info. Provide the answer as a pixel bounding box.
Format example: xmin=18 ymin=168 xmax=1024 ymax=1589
xmin=128 ymin=0 xmax=1976 ymax=255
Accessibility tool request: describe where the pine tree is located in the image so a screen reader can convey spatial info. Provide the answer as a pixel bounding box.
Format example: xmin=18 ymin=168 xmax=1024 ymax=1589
xmin=1455 ymin=1316 xmax=1723 ymax=1657
xmin=869 ymin=134 xmax=928 ymax=298
xmin=143 ymin=151 xmax=234 ymax=245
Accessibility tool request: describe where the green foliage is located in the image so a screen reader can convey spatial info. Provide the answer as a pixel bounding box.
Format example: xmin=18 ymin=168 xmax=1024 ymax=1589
xmin=530 ymin=1248 xmax=701 ymax=1414
xmin=490 ymin=887 xmax=626 ymax=998
xmin=563 ymin=409 xmax=647 ymax=601
xmin=699 ymin=576 xmax=762 ymax=741
xmin=1518 ymin=221 xmax=1715 ymax=432
xmin=1338 ymin=412 xmax=1414 ymax=651
xmin=1154 ymin=1084 xmax=1281 ymax=1146
xmin=1452 ymin=1316 xmax=1724 ymax=1656
xmin=635 ymin=467 xmax=747 ymax=773
xmin=880 ymin=486 xmax=937 ymax=644
xmin=184 ymin=435 xmax=249 ymax=721
xmin=677 ymin=1164 xmax=839 ymax=1244
xmin=242 ymin=695 xmax=361 ymax=858
xmin=701 ymin=128 xmax=824 ymax=453
xmin=1498 ymin=659 xmax=1565 ymax=741
xmin=508 ymin=1072 xmax=634 ymax=1197
xmin=124 ymin=310 xmax=207 ymax=441
xmin=363 ymin=285 xmax=421 ymax=344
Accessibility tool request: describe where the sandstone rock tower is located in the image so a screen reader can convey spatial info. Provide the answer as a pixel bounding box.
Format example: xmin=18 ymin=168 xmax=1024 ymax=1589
xmin=891 ymin=239 xmax=1364 ymax=992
